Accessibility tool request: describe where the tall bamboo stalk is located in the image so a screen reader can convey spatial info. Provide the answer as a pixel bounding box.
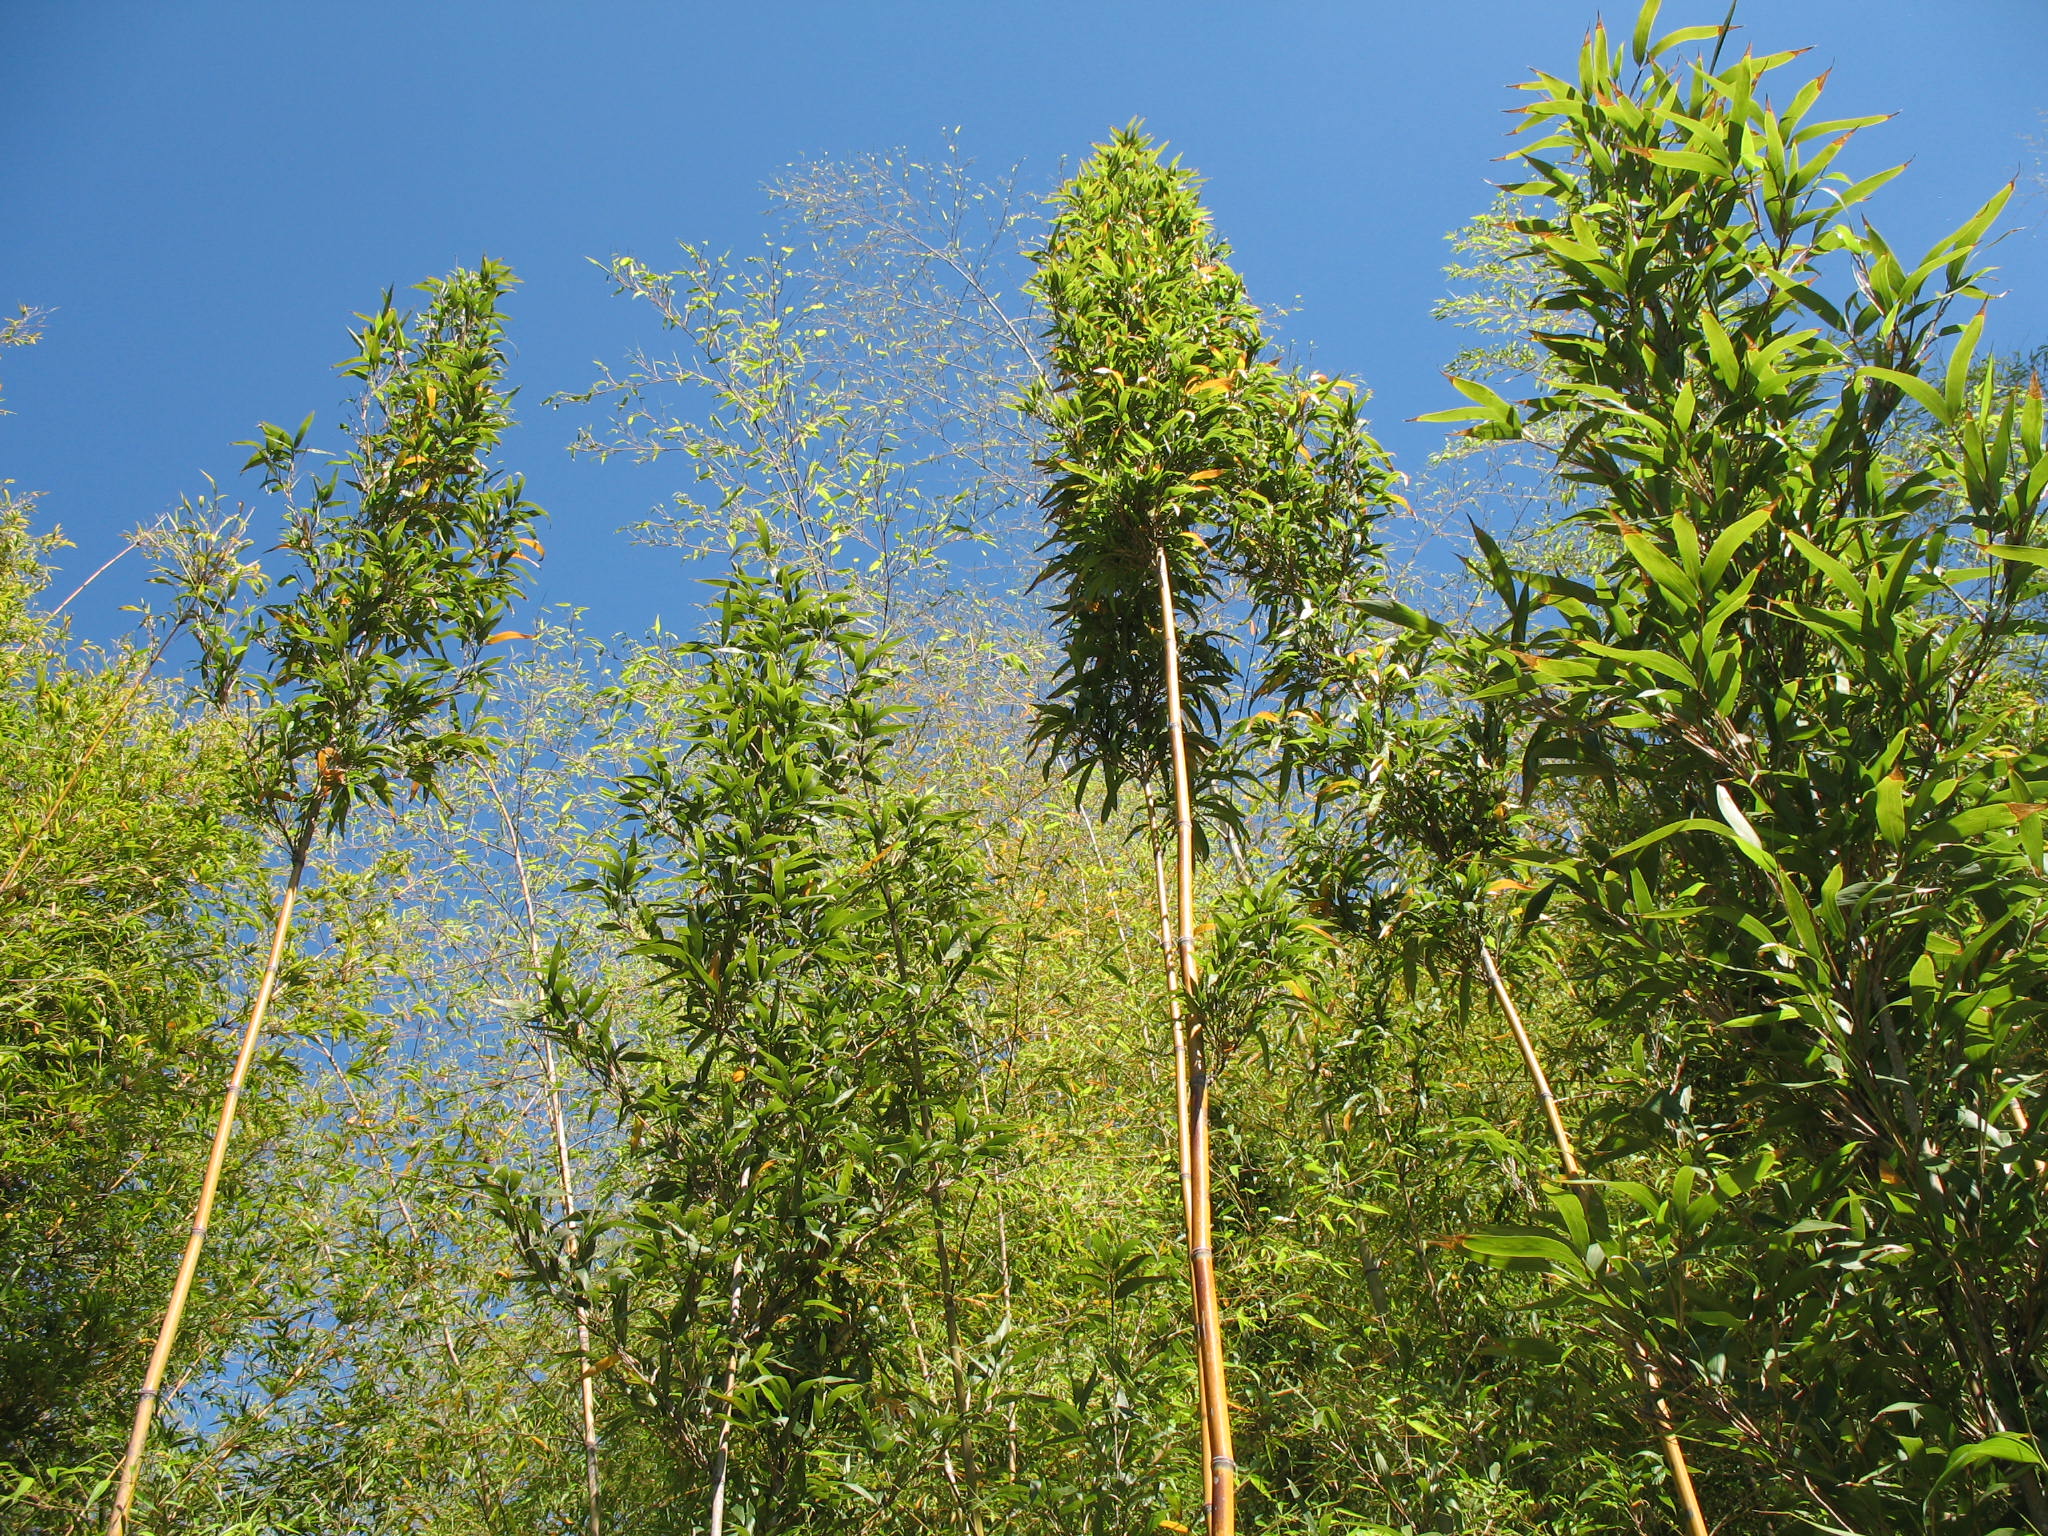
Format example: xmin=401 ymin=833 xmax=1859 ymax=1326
xmin=493 ymin=786 xmax=603 ymax=1536
xmin=1156 ymin=548 xmax=1235 ymax=1536
xmin=1474 ymin=938 xmax=1709 ymax=1536
xmin=1149 ymin=829 xmax=1211 ymax=1490
xmin=106 ymin=798 xmax=321 ymax=1536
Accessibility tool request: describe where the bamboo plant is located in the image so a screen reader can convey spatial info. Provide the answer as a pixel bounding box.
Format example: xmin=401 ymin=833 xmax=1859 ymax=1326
xmin=106 ymin=260 xmax=542 ymax=1536
xmin=491 ymin=544 xmax=1008 ymax=1534
xmin=1261 ymin=585 xmax=1716 ymax=1532
xmin=1405 ymin=6 xmax=2048 ymax=1527
xmin=1025 ymin=126 xmax=1396 ymax=1533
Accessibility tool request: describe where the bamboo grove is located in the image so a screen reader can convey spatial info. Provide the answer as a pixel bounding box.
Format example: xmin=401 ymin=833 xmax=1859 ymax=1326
xmin=7 ymin=9 xmax=2048 ymax=1534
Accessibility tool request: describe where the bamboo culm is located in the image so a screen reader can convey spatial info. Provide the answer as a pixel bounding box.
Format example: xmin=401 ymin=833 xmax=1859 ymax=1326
xmin=1156 ymin=548 xmax=1235 ymax=1536
xmin=106 ymin=798 xmax=322 ymax=1536
xmin=1475 ymin=937 xmax=1710 ymax=1536
xmin=1149 ymin=827 xmax=1211 ymax=1491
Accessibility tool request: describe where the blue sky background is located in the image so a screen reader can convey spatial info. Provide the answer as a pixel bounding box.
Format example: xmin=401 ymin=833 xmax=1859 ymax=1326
xmin=4 ymin=1 xmax=2044 ymax=644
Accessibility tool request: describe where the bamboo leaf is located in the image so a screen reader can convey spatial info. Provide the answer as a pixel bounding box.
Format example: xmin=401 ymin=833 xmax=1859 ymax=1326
xmin=1933 ymin=1432 xmax=2044 ymax=1492
xmin=1876 ymin=771 xmax=1906 ymax=846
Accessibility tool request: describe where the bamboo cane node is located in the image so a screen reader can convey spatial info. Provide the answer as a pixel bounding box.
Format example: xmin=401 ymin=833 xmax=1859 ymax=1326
xmin=1189 ymin=1245 xmax=1213 ymax=1258
xmin=1211 ymin=1457 xmax=1237 ymax=1470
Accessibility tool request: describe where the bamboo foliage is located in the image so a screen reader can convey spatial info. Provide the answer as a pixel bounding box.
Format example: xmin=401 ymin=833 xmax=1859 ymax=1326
xmin=12 ymin=17 xmax=2048 ymax=1533
xmin=1259 ymin=596 xmax=1716 ymax=1529
xmin=106 ymin=261 xmax=542 ymax=1536
xmin=1024 ymin=125 xmax=1399 ymax=1533
xmin=1401 ymin=6 xmax=2048 ymax=1528
xmin=0 ymin=506 xmax=257 ymax=1499
xmin=490 ymin=546 xmax=1010 ymax=1534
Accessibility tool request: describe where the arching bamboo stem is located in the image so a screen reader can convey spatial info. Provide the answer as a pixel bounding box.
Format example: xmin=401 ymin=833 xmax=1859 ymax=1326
xmin=1475 ymin=936 xmax=1709 ymax=1536
xmin=107 ymin=797 xmax=321 ymax=1536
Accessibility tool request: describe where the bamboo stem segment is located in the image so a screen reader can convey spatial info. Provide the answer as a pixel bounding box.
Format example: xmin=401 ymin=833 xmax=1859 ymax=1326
xmin=1475 ymin=937 xmax=1709 ymax=1536
xmin=1475 ymin=939 xmax=1580 ymax=1184
xmin=1157 ymin=548 xmax=1235 ymax=1536
xmin=107 ymin=799 xmax=321 ymax=1536
xmin=929 ymin=1188 xmax=987 ymax=1536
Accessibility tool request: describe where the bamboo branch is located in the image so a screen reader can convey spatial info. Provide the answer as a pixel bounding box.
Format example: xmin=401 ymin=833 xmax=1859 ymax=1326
xmin=1475 ymin=937 xmax=1710 ymax=1536
xmin=106 ymin=797 xmax=321 ymax=1536
xmin=46 ymin=537 xmax=139 ymax=618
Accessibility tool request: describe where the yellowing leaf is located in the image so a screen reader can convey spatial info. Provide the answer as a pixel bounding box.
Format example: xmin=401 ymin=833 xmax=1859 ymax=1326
xmin=1186 ymin=468 xmax=1225 ymax=483
xmin=486 ymin=631 xmax=533 ymax=644
xmin=1876 ymin=770 xmax=1906 ymax=845
xmin=1185 ymin=377 xmax=1231 ymax=395
xmin=1715 ymin=783 xmax=1762 ymax=849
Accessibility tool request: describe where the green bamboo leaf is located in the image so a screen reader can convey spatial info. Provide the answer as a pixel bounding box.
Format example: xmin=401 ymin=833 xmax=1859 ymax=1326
xmin=1783 ymin=528 xmax=1865 ymax=606
xmin=1701 ymin=503 xmax=1776 ymax=589
xmin=1983 ymin=545 xmax=2048 ymax=569
xmin=1649 ymin=24 xmax=1732 ymax=55
xmin=1630 ymin=0 xmax=1661 ymax=64
xmin=1699 ymin=310 xmax=1740 ymax=391
xmin=1633 ymin=148 xmax=1731 ymax=178
xmin=1619 ymin=532 xmax=1701 ymax=607
xmin=1577 ymin=640 xmax=1697 ymax=689
xmin=1933 ymin=1432 xmax=2044 ymax=1492
xmin=1463 ymin=1232 xmax=1589 ymax=1275
xmin=1923 ymin=803 xmax=2017 ymax=842
xmin=1861 ymin=367 xmax=1952 ymax=428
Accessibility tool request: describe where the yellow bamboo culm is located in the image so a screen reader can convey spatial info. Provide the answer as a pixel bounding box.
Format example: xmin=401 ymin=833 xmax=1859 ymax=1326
xmin=1156 ymin=547 xmax=1236 ymax=1536
xmin=1474 ymin=938 xmax=1710 ymax=1536
xmin=1150 ymin=830 xmax=1212 ymax=1491
xmin=107 ymin=801 xmax=321 ymax=1536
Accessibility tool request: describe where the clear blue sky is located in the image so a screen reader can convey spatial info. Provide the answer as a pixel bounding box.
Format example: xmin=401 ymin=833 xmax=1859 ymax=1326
xmin=5 ymin=1 xmax=2044 ymax=642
